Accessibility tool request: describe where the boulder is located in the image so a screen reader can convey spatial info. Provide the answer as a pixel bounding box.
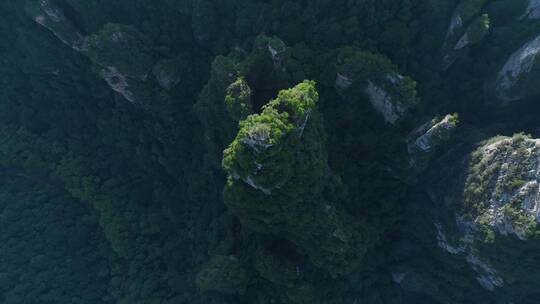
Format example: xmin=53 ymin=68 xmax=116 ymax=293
xmin=407 ymin=114 xmax=459 ymax=171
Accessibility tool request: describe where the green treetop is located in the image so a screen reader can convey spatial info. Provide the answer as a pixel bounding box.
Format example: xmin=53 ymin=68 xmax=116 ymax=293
xmin=225 ymin=77 xmax=253 ymax=122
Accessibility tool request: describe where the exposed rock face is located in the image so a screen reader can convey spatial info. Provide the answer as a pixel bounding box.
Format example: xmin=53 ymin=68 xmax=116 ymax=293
xmin=268 ymin=45 xmax=282 ymax=68
xmin=465 ymin=251 xmax=504 ymax=291
xmin=241 ymin=125 xmax=275 ymax=153
xmin=335 ymin=73 xmax=352 ymax=91
xmin=100 ymin=66 xmax=136 ymax=103
xmin=84 ymin=24 xmax=155 ymax=104
xmin=494 ymin=33 xmax=540 ymax=104
xmin=337 ymin=71 xmax=415 ymax=125
xmin=86 ymin=24 xmax=154 ymax=81
xmin=365 ymin=81 xmax=402 ymax=124
xmin=464 ymin=135 xmax=540 ymax=240
xmin=28 ymin=2 xmax=156 ymax=104
xmin=440 ymin=0 xmax=490 ymax=69
xmin=364 ymin=73 xmax=416 ymax=125
xmin=442 ymin=13 xmax=490 ymax=69
xmin=266 ymin=37 xmax=287 ymax=71
xmin=445 ymin=12 xmax=464 ymax=43
xmin=427 ymin=134 xmax=540 ymax=294
xmin=435 ymin=220 xmax=504 ymax=291
xmin=407 ymin=114 xmax=459 ymax=171
xmin=520 ymin=0 xmax=540 ymax=20
xmin=27 ymin=0 xmax=87 ymax=51
xmin=454 ymin=32 xmax=470 ymax=50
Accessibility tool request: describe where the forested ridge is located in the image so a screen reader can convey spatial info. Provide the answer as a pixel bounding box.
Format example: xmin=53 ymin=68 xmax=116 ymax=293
xmin=4 ymin=0 xmax=540 ymax=303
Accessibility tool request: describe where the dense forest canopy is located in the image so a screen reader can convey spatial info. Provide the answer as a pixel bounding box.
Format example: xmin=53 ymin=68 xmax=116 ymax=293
xmin=4 ymin=0 xmax=540 ymax=303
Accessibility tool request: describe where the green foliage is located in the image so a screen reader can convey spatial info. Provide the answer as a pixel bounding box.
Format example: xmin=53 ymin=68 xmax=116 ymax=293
xmin=0 ymin=125 xmax=132 ymax=257
xmin=463 ymin=134 xmax=540 ymax=239
xmin=486 ymin=0 xmax=528 ymax=24
xmin=254 ymin=250 xmax=300 ymax=287
xmin=195 ymin=34 xmax=293 ymax=170
xmin=440 ymin=0 xmax=492 ymax=69
xmin=195 ymin=255 xmax=250 ymax=295
xmin=502 ymin=201 xmax=538 ymax=235
xmin=448 ymin=113 xmax=460 ymax=125
xmin=194 ymin=55 xmax=241 ymax=169
xmin=467 ymin=14 xmax=491 ymax=44
xmin=243 ymin=35 xmax=288 ymax=72
xmin=336 ymin=48 xmax=396 ymax=83
xmin=407 ymin=113 xmax=460 ymax=172
xmin=10 ymin=0 xmax=540 ymax=302
xmin=25 ymin=0 xmax=85 ymax=49
xmin=336 ymin=48 xmax=418 ymax=112
xmin=63 ymin=0 xmax=113 ymax=32
xmin=225 ymin=77 xmax=253 ymax=122
xmin=223 ymin=109 xmax=294 ymax=191
xmin=285 ymin=283 xmax=317 ymax=304
xmin=191 ymin=0 xmax=218 ymax=48
xmin=0 ymin=176 xmax=113 ymax=303
xmin=86 ymin=23 xmax=154 ymax=79
xmin=223 ymin=81 xmax=369 ymax=276
xmin=265 ymin=80 xmax=318 ymax=120
xmin=455 ymin=0 xmax=489 ymax=24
